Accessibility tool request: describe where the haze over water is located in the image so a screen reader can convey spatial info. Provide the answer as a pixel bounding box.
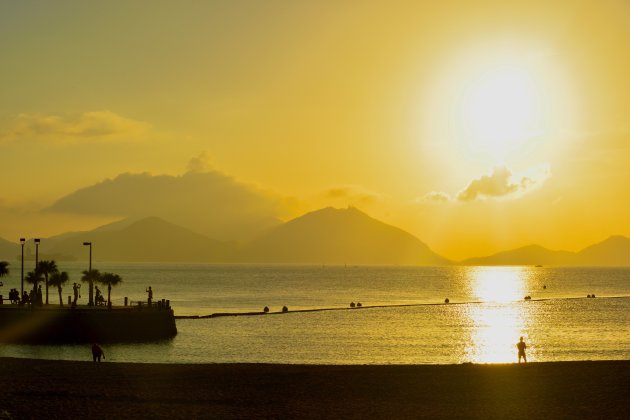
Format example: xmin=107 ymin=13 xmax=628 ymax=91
xmin=1 ymin=264 xmax=628 ymax=364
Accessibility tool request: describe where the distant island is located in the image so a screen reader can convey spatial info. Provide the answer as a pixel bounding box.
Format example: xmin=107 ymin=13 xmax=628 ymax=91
xmin=2 ymin=207 xmax=630 ymax=266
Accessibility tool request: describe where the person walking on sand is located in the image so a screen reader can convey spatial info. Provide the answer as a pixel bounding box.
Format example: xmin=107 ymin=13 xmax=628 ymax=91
xmin=92 ymin=343 xmax=105 ymax=362
xmin=517 ymin=336 xmax=527 ymax=363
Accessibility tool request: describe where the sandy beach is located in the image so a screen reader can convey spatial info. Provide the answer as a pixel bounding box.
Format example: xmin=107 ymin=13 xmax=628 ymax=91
xmin=0 ymin=358 xmax=627 ymax=419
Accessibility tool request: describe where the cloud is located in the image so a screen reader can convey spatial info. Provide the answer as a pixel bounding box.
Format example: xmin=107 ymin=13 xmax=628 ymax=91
xmin=1 ymin=111 xmax=150 ymax=143
xmin=186 ymin=152 xmax=213 ymax=173
xmin=45 ymin=170 xmax=285 ymax=241
xmin=420 ymin=191 xmax=452 ymax=203
xmin=323 ymin=185 xmax=380 ymax=205
xmin=457 ymin=165 xmax=550 ymax=201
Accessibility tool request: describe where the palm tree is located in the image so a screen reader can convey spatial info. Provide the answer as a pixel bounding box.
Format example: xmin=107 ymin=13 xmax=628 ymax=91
xmin=0 ymin=261 xmax=9 ymax=277
xmin=0 ymin=261 xmax=8 ymax=287
xmin=49 ymin=271 xmax=70 ymax=307
xmin=81 ymin=269 xmax=100 ymax=306
xmin=99 ymin=272 xmax=122 ymax=307
xmin=37 ymin=260 xmax=58 ymax=305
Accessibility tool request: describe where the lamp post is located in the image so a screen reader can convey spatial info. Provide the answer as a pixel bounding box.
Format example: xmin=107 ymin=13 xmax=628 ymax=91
xmin=83 ymin=242 xmax=92 ymax=306
xmin=34 ymin=238 xmax=40 ymax=273
xmin=33 ymin=238 xmax=40 ymax=303
xmin=20 ymin=238 xmax=25 ymax=296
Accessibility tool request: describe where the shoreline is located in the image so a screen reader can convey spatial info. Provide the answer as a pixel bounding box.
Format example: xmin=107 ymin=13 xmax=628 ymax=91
xmin=1 ymin=358 xmax=628 ymax=419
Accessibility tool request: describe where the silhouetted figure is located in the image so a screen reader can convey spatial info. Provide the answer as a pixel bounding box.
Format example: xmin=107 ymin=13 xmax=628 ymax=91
xmin=9 ymin=289 xmax=18 ymax=304
xmin=73 ymin=283 xmax=79 ymax=306
xmin=517 ymin=337 xmax=527 ymax=363
xmin=444 ymin=298 xmax=450 ymax=304
xmin=146 ymin=286 xmax=153 ymax=306
xmin=91 ymin=343 xmax=105 ymax=362
xmin=263 ymin=306 xmax=269 ymax=313
xmin=350 ymin=302 xmax=356 ymax=308
xmin=22 ymin=291 xmax=29 ymax=305
xmin=587 ymin=294 xmax=592 ymax=298
xmin=357 ymin=302 xmax=362 ymax=307
xmin=95 ymin=286 xmax=105 ymax=306
xmin=282 ymin=305 xmax=288 ymax=313
xmin=37 ymin=285 xmax=43 ymax=306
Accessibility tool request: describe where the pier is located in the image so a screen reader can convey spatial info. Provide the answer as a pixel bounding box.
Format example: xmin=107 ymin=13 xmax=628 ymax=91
xmin=0 ymin=303 xmax=177 ymax=344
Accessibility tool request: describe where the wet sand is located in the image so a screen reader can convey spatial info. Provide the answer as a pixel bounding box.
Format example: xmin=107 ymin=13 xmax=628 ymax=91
xmin=0 ymin=358 xmax=627 ymax=419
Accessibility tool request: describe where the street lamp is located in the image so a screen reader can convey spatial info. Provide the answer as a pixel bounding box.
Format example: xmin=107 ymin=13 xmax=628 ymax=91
xmin=33 ymin=238 xmax=40 ymax=303
xmin=34 ymin=238 xmax=40 ymax=273
xmin=83 ymin=242 xmax=92 ymax=272
xmin=83 ymin=242 xmax=92 ymax=306
xmin=20 ymin=238 xmax=25 ymax=296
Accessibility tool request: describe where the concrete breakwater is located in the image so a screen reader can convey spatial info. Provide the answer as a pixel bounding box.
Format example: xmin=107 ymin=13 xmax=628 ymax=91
xmin=174 ymin=295 xmax=627 ymax=319
xmin=0 ymin=305 xmax=177 ymax=344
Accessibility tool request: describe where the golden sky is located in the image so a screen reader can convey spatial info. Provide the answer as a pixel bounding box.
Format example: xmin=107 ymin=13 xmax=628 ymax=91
xmin=1 ymin=0 xmax=629 ymax=260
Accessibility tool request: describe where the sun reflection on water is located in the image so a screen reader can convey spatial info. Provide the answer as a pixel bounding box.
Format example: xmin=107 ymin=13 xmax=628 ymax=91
xmin=463 ymin=267 xmax=534 ymax=363
xmin=469 ymin=266 xmax=526 ymax=302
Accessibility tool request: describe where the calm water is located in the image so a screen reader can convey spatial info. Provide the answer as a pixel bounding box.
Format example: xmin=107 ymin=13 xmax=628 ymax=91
xmin=1 ymin=263 xmax=629 ymax=364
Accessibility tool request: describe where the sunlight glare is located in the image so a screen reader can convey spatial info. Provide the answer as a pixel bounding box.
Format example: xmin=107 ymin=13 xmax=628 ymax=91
xmin=462 ymin=267 xmax=532 ymax=363
xmin=464 ymin=303 xmax=531 ymax=364
xmin=470 ymin=267 xmax=525 ymax=303
xmin=457 ymin=65 xmax=543 ymax=161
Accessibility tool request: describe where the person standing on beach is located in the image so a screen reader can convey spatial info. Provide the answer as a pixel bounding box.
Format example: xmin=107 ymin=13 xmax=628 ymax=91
xmin=146 ymin=286 xmax=153 ymax=306
xmin=92 ymin=343 xmax=105 ymax=362
xmin=517 ymin=337 xmax=527 ymax=363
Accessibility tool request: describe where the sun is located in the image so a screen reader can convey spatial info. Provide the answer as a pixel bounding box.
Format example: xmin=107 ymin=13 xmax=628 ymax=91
xmin=455 ymin=64 xmax=544 ymax=161
xmin=421 ymin=47 xmax=567 ymax=168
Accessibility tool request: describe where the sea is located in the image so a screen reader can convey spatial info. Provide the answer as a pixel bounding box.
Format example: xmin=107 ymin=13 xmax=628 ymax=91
xmin=0 ymin=263 xmax=629 ymax=365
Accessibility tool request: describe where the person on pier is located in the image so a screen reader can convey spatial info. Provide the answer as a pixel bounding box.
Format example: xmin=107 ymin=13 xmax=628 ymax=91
xmin=36 ymin=285 xmax=43 ymax=306
xmin=95 ymin=286 xmax=104 ymax=305
xmin=72 ymin=283 xmax=80 ymax=306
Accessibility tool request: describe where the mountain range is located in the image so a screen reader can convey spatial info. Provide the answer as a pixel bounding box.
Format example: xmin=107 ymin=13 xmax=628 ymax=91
xmin=0 ymin=207 xmax=629 ymax=266
xmin=0 ymin=207 xmax=445 ymax=265
xmin=460 ymin=236 xmax=630 ymax=266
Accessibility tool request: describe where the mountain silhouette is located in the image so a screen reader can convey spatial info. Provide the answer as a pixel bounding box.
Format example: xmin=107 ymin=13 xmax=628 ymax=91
xmin=4 ymin=212 xmax=629 ymax=265
xmin=237 ymin=207 xmax=450 ymax=265
xmin=0 ymin=237 xmax=17 ymax=260
xmin=460 ymin=244 xmax=575 ymax=266
xmin=47 ymin=216 xmax=234 ymax=262
xmin=45 ymin=171 xmax=283 ymax=241
xmin=460 ymin=235 xmax=630 ymax=266
xmin=576 ymin=235 xmax=630 ymax=266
